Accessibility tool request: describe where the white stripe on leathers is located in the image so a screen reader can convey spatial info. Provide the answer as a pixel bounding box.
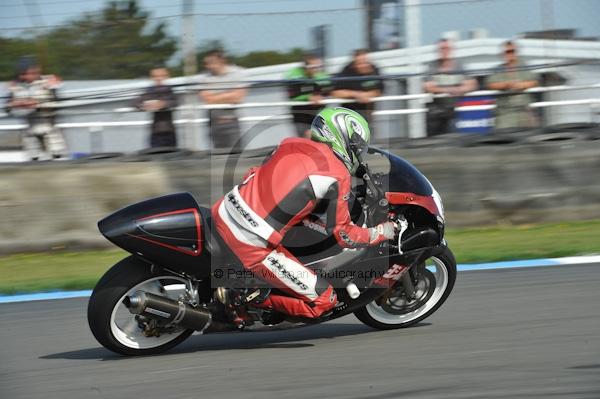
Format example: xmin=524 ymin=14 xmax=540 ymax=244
xmin=218 ymin=200 xmax=268 ymax=248
xmin=308 ymin=175 xmax=338 ymax=199
xmin=223 ymin=185 xmax=276 ymax=242
xmin=261 ymin=249 xmax=319 ymax=300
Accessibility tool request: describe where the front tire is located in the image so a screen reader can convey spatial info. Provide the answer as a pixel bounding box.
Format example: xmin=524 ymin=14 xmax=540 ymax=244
xmin=87 ymin=256 xmax=194 ymax=356
xmin=355 ymin=246 xmax=456 ymax=330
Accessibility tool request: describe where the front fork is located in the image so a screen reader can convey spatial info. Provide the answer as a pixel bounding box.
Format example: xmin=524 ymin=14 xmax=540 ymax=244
xmin=393 ymin=215 xmax=416 ymax=297
xmin=374 ymin=216 xmax=431 ymax=305
xmin=374 ymin=264 xmax=419 ymax=306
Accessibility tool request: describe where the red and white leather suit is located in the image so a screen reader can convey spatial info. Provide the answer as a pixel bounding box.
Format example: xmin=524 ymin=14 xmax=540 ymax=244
xmin=212 ymin=138 xmax=387 ymax=318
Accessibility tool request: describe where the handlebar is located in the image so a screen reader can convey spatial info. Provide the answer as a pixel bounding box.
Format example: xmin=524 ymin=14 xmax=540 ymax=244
xmin=349 ymin=135 xmax=389 ymax=226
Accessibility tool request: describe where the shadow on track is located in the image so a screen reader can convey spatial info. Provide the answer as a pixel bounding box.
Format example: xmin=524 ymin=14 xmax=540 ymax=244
xmin=41 ymin=322 xmax=432 ymax=361
xmin=568 ymin=364 xmax=600 ymax=370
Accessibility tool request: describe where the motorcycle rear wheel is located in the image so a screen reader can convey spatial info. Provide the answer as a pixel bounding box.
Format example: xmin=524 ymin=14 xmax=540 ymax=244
xmin=87 ymin=256 xmax=194 ymax=356
xmin=354 ymin=246 xmax=456 ymax=329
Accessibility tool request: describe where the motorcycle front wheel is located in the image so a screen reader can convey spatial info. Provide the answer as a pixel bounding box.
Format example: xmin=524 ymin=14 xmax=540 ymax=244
xmin=87 ymin=256 xmax=194 ymax=356
xmin=354 ymin=245 xmax=456 ymax=330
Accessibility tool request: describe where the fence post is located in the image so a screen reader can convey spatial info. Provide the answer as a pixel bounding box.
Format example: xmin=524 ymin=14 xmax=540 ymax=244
xmin=404 ymin=0 xmax=427 ymax=138
xmin=182 ymin=0 xmax=198 ymax=150
xmin=89 ymin=126 xmax=103 ymax=153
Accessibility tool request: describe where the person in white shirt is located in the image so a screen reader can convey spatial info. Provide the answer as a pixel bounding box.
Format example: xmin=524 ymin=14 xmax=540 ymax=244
xmin=6 ymin=58 xmax=67 ymax=160
xmin=198 ymin=50 xmax=248 ymax=150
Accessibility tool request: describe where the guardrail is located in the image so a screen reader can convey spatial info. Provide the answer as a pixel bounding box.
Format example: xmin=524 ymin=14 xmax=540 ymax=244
xmin=1 ymin=82 xmax=599 ymax=144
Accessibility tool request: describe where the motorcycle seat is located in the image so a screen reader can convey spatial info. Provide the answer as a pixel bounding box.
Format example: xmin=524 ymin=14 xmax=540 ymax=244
xmin=198 ymin=206 xmax=241 ymax=265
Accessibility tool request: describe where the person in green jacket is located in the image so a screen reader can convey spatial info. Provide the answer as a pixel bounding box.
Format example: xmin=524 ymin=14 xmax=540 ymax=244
xmin=285 ymin=53 xmax=331 ymax=137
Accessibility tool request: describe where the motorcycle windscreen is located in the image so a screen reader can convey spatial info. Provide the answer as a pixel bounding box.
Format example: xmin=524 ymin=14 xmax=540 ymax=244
xmin=368 ymin=147 xmax=433 ymax=196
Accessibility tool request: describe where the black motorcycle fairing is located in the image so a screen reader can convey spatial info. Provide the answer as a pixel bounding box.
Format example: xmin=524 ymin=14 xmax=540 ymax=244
xmin=136 ymin=211 xmax=200 ymax=255
xmin=98 ymin=192 xmax=212 ymax=278
xmin=305 ymin=247 xmax=368 ymax=275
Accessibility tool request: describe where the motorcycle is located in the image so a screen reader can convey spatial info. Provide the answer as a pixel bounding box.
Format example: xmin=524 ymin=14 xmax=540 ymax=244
xmin=87 ymin=137 xmax=456 ymax=356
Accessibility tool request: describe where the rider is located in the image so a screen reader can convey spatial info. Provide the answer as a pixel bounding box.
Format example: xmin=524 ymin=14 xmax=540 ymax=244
xmin=211 ymin=107 xmax=396 ymax=321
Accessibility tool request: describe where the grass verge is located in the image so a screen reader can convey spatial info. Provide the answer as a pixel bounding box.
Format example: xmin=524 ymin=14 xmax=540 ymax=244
xmin=448 ymin=220 xmax=600 ymax=264
xmin=1 ymin=220 xmax=599 ymax=295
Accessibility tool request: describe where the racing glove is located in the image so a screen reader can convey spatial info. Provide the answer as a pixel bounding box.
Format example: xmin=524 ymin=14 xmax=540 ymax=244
xmin=368 ymin=221 xmax=397 ymax=245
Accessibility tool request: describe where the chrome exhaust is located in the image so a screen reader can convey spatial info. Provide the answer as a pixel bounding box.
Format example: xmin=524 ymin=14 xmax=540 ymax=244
xmin=124 ymin=291 xmax=211 ymax=332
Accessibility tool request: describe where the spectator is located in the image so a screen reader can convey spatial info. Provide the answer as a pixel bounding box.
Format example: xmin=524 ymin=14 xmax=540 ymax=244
xmin=6 ymin=57 xmax=66 ymax=160
xmin=199 ymin=50 xmax=247 ymax=149
xmin=285 ymin=53 xmax=331 ymax=137
xmin=133 ymin=67 xmax=178 ymax=148
xmin=487 ymin=41 xmax=539 ymax=131
xmin=331 ymin=49 xmax=383 ymax=125
xmin=423 ymin=39 xmax=478 ymax=135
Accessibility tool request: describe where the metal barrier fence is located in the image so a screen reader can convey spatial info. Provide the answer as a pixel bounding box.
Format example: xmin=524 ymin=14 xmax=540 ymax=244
xmin=1 ymin=84 xmax=599 ymax=126
xmin=2 ymin=29 xmax=600 ymax=154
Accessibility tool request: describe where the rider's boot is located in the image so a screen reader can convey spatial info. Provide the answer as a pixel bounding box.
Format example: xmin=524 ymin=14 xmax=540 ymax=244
xmin=215 ymin=287 xmax=270 ymax=328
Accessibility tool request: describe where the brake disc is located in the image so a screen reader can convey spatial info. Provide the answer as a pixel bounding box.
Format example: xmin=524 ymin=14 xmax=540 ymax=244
xmin=380 ymin=269 xmax=436 ymax=315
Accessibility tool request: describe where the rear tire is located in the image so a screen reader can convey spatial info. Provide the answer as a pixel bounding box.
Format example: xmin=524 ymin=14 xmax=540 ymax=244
xmin=87 ymin=256 xmax=194 ymax=356
xmin=354 ymin=246 xmax=456 ymax=330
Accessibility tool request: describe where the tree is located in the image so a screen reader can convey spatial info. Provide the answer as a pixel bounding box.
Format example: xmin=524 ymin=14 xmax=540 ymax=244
xmin=0 ymin=0 xmax=177 ymax=80
xmin=233 ymin=48 xmax=306 ymax=69
xmin=0 ymin=1 xmax=307 ymax=81
xmin=0 ymin=37 xmax=38 ymax=81
xmin=47 ymin=1 xmax=176 ymax=79
xmin=191 ymin=41 xmax=306 ymax=72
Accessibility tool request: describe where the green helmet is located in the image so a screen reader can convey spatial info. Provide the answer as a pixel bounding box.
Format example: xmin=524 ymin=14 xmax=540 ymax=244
xmin=310 ymin=107 xmax=371 ymax=173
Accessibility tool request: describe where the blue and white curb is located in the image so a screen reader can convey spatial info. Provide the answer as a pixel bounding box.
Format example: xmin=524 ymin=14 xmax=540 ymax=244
xmin=457 ymin=255 xmax=600 ymax=271
xmin=0 ymin=289 xmax=93 ymax=304
xmin=1 ymin=255 xmax=599 ymax=304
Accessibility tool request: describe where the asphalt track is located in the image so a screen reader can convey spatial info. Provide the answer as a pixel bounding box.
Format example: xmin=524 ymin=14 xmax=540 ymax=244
xmin=1 ymin=264 xmax=599 ymax=399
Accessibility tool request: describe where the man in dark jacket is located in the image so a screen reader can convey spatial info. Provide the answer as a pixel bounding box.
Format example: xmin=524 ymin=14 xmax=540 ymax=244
xmin=134 ymin=67 xmax=178 ymax=147
xmin=331 ymin=49 xmax=384 ymax=125
xmin=424 ymin=39 xmax=477 ymax=135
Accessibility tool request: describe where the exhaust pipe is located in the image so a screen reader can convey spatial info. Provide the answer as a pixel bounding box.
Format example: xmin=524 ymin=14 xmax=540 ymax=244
xmin=124 ymin=291 xmax=211 ymax=332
